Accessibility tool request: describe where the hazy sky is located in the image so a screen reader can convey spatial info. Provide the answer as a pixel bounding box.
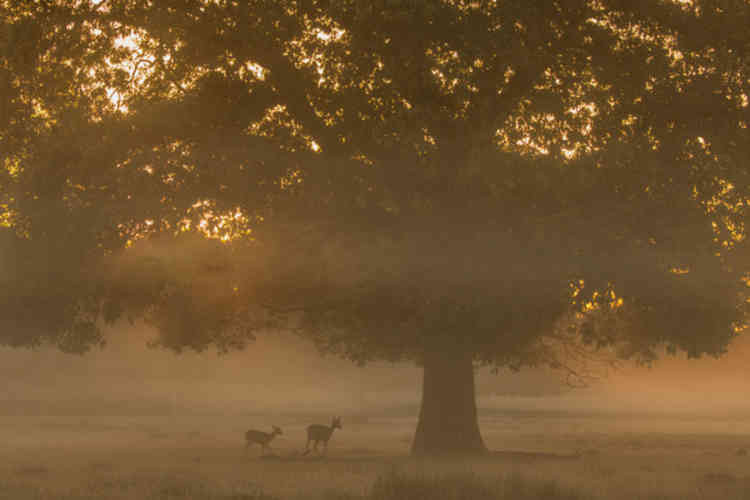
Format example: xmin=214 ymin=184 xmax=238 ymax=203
xmin=2 ymin=320 xmax=749 ymax=416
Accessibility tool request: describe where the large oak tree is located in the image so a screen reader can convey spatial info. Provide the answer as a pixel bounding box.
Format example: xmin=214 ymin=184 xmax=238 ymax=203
xmin=2 ymin=0 xmax=750 ymax=454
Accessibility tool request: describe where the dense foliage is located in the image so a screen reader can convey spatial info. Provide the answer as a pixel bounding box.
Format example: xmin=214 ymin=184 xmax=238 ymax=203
xmin=2 ymin=0 xmax=749 ymax=378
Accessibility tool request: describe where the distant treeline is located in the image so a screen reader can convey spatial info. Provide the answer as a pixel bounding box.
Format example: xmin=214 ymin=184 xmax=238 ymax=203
xmin=3 ymin=399 xmax=749 ymax=420
xmin=0 ymin=399 xmax=408 ymax=417
xmin=0 ymin=399 xmax=419 ymax=418
xmin=0 ymin=399 xmax=195 ymax=417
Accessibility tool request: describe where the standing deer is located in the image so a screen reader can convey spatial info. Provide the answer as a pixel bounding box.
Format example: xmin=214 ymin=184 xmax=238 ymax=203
xmin=245 ymin=426 xmax=282 ymax=455
xmin=302 ymin=416 xmax=342 ymax=455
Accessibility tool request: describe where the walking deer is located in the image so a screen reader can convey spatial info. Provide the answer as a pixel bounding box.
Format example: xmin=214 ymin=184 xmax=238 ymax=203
xmin=245 ymin=426 xmax=282 ymax=455
xmin=302 ymin=416 xmax=342 ymax=455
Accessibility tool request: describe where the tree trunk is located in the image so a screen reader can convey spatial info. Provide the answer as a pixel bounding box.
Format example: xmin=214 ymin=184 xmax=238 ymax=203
xmin=411 ymin=348 xmax=487 ymax=455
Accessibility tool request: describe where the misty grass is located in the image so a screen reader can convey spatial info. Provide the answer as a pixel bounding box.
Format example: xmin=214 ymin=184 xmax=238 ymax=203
xmin=0 ymin=475 xmax=274 ymax=500
xmin=4 ymin=470 xmax=750 ymax=500
xmin=0 ymin=472 xmax=589 ymax=500
xmin=367 ymin=470 xmax=590 ymax=500
xmin=3 ymin=415 xmax=750 ymax=500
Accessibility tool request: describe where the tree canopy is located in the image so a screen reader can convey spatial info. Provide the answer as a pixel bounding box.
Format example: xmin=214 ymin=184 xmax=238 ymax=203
xmin=2 ymin=0 xmax=750 ymax=379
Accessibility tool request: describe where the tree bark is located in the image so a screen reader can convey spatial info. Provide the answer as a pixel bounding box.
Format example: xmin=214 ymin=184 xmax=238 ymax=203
xmin=411 ymin=348 xmax=487 ymax=455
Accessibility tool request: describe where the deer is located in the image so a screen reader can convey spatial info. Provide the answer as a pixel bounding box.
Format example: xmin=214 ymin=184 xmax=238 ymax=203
xmin=302 ymin=416 xmax=342 ymax=455
xmin=244 ymin=425 xmax=282 ymax=455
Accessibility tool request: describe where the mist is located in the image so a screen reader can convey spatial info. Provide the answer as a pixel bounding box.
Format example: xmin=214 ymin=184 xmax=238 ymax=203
xmin=3 ymin=320 xmax=749 ymax=418
xmin=4 ymin=1 xmax=750 ymax=498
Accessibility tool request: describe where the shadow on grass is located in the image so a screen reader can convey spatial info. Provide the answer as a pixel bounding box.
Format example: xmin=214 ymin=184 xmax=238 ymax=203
xmin=13 ymin=465 xmax=50 ymax=477
xmin=256 ymin=449 xmax=580 ymax=465
xmin=488 ymin=450 xmax=581 ymax=461
xmin=259 ymin=453 xmax=396 ymax=464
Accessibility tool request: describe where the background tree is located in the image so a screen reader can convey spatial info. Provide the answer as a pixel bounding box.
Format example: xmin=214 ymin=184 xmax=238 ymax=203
xmin=2 ymin=0 xmax=750 ymax=454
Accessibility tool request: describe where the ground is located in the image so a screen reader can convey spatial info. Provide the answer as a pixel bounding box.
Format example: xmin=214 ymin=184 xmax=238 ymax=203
xmin=0 ymin=411 xmax=749 ymax=499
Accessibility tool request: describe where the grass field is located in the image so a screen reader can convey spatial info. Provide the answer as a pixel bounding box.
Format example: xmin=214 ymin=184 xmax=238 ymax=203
xmin=1 ymin=412 xmax=749 ymax=499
